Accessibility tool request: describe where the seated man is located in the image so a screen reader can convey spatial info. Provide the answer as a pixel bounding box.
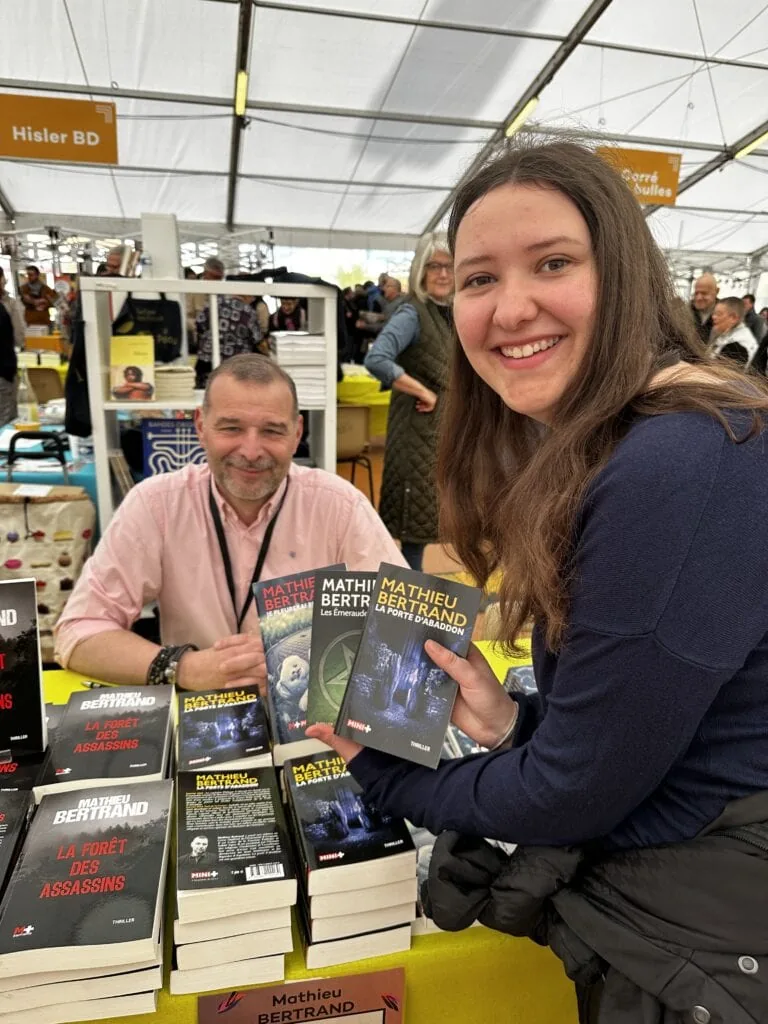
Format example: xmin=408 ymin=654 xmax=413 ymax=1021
xmin=55 ymin=354 xmax=405 ymax=691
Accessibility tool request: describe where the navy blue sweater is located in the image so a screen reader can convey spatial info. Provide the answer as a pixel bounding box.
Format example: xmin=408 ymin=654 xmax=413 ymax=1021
xmin=349 ymin=412 xmax=768 ymax=849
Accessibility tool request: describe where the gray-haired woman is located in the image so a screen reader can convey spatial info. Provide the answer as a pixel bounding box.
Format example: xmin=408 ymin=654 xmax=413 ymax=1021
xmin=364 ymin=235 xmax=454 ymax=570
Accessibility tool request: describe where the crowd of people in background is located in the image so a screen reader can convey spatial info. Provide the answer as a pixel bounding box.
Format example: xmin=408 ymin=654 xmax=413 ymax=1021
xmin=689 ymin=271 xmax=768 ymax=370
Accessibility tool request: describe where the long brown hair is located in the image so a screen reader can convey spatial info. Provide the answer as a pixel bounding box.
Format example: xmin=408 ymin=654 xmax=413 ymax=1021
xmin=438 ymin=140 xmax=768 ymax=652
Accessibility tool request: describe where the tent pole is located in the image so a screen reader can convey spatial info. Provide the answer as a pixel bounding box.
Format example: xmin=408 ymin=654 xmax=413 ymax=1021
xmin=421 ymin=0 xmax=617 ymax=236
xmin=644 ymin=117 xmax=768 ymax=219
xmin=225 ymin=0 xmax=255 ymax=232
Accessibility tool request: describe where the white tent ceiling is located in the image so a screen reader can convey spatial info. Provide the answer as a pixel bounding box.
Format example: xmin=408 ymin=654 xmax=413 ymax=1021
xmin=0 ymin=0 xmax=766 ymax=271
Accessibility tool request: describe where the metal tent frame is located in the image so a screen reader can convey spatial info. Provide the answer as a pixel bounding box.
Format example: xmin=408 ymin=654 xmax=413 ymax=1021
xmin=0 ymin=0 xmax=765 ymax=276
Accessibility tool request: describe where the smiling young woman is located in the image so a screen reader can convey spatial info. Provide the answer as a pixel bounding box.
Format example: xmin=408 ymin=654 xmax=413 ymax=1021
xmin=441 ymin=141 xmax=768 ymax=651
xmin=310 ymin=141 xmax=768 ymax=1024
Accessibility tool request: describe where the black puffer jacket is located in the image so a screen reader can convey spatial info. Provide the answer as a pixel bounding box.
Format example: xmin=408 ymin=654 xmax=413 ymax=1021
xmin=424 ymin=792 xmax=768 ymax=1023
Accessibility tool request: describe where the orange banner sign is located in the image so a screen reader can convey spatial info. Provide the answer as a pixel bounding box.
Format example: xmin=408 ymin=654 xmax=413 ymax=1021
xmin=596 ymin=146 xmax=681 ymax=205
xmin=0 ymin=94 xmax=118 ymax=165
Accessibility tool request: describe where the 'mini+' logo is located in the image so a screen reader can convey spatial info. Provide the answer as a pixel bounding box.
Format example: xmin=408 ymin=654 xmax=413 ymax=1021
xmin=12 ymin=925 xmax=34 ymax=938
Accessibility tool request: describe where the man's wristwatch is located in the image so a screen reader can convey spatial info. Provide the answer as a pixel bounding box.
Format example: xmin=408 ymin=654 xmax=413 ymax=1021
xmin=146 ymin=644 xmax=198 ymax=687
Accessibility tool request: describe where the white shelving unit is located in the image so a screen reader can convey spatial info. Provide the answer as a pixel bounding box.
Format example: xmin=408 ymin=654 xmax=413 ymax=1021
xmin=79 ymin=277 xmax=338 ymax=529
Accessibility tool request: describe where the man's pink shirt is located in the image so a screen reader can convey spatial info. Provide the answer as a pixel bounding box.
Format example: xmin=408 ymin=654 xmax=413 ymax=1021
xmin=55 ymin=462 xmax=406 ymax=667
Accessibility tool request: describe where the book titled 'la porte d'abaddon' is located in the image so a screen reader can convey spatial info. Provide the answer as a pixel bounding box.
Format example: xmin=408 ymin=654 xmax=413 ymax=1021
xmin=335 ymin=565 xmax=481 ymax=768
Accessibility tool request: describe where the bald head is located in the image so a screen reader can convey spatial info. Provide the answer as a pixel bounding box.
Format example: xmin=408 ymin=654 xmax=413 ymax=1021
xmin=693 ymin=274 xmax=718 ymax=313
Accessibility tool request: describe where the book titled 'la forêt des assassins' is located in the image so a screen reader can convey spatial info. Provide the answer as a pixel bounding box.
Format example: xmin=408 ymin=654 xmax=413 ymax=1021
xmin=176 ymin=686 xmax=270 ymax=772
xmin=198 ymin=967 xmax=405 ymax=1024
xmin=306 ymin=570 xmax=377 ymax=727
xmin=335 ymin=564 xmax=482 ymax=769
xmin=34 ymin=687 xmax=173 ymax=801
xmin=283 ymin=752 xmax=415 ymax=896
xmin=0 ymin=780 xmax=172 ymax=978
xmin=253 ymin=566 xmax=342 ymax=764
xmin=0 ymin=579 xmax=46 ymax=757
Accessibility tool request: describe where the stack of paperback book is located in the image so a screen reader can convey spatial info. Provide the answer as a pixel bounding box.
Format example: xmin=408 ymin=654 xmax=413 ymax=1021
xmin=171 ymin=766 xmax=297 ymax=995
xmin=284 ymin=752 xmax=416 ymax=969
xmin=0 ymin=780 xmax=172 ymax=1024
xmin=34 ymin=685 xmax=174 ymax=802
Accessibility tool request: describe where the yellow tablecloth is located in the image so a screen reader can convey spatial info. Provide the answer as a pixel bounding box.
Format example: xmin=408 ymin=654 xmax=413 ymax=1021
xmin=337 ymin=374 xmax=391 ymax=438
xmin=45 ymin=644 xmax=577 ymax=1024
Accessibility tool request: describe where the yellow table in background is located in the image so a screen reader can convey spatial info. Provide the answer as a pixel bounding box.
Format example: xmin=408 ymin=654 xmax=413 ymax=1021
xmin=337 ymin=372 xmax=391 ymax=438
xmin=17 ymin=350 xmax=68 ymax=385
xmin=47 ymin=645 xmax=576 ymax=1024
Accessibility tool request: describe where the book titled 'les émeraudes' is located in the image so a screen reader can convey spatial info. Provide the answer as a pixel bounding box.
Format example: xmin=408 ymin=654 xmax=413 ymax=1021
xmin=176 ymin=686 xmax=270 ymax=771
xmin=335 ymin=564 xmax=481 ymax=768
xmin=0 ymin=579 xmax=46 ymax=757
xmin=306 ymin=570 xmax=377 ymax=726
xmin=0 ymin=780 xmax=172 ymax=977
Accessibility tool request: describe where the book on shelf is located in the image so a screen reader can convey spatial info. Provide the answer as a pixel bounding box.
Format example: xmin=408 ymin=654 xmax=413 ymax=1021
xmin=297 ymin=898 xmax=411 ymax=971
xmin=109 ymin=335 xmax=155 ymax=402
xmin=0 ymin=779 xmax=172 ymax=978
xmin=0 ymin=990 xmax=158 ymax=1024
xmin=176 ymin=685 xmax=270 ymax=772
xmin=141 ymin=417 xmax=205 ymax=476
xmin=107 ymin=450 xmax=134 ymax=500
xmin=175 ymin=922 xmax=293 ymax=971
xmin=306 ymin=569 xmax=377 ymax=726
xmin=169 ymin=951 xmax=284 ymax=997
xmin=172 ymin=902 xmax=291 ymax=946
xmin=335 ymin=564 xmax=481 ymax=768
xmin=34 ymin=686 xmax=173 ymax=802
xmin=283 ymin=751 xmax=415 ymax=896
xmin=175 ymin=766 xmax=296 ymax=924
xmin=0 ymin=962 xmax=162 ymax=1014
xmin=0 ymin=578 xmax=47 ymax=757
xmin=253 ymin=565 xmax=342 ymax=764
xmin=197 ymin=966 xmax=406 ymax=1024
xmin=0 ymin=791 xmax=32 ymax=902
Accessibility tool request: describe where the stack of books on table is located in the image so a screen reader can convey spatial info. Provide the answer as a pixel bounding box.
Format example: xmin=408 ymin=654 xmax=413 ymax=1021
xmin=171 ymin=766 xmax=296 ymax=995
xmin=0 ymin=780 xmax=172 ymax=1024
xmin=284 ymin=752 xmax=416 ymax=970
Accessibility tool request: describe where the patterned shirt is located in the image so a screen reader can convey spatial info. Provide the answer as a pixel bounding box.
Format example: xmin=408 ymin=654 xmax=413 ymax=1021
xmin=196 ymin=297 xmax=261 ymax=362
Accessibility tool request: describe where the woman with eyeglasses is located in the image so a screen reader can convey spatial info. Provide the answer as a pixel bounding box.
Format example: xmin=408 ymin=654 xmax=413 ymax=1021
xmin=364 ymin=235 xmax=454 ymax=570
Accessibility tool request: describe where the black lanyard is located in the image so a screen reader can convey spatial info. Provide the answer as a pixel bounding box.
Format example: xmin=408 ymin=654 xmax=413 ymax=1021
xmin=208 ymin=478 xmax=290 ymax=632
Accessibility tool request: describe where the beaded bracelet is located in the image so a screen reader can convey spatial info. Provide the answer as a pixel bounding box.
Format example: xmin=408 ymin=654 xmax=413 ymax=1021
xmin=146 ymin=644 xmax=198 ymax=686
